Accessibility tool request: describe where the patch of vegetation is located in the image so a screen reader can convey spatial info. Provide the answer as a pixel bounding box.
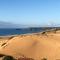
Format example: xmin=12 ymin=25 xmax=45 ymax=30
xmin=41 ymin=58 xmax=47 ymax=60
xmin=9 ymin=36 xmax=14 ymax=40
xmin=0 ymin=54 xmax=5 ymax=57
xmin=2 ymin=56 xmax=15 ymax=60
xmin=42 ymin=32 xmax=46 ymax=34
xmin=1 ymin=43 xmax=6 ymax=47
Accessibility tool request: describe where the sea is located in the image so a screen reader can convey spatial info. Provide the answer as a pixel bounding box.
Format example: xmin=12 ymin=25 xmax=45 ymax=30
xmin=0 ymin=27 xmax=56 ymax=36
xmin=0 ymin=28 xmax=44 ymax=36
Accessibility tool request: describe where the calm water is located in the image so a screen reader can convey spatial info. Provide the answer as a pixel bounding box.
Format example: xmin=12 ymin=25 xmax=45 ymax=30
xmin=0 ymin=28 xmax=46 ymax=36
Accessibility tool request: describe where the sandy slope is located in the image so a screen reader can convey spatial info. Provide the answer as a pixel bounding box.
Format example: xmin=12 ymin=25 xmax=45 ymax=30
xmin=0 ymin=31 xmax=60 ymax=60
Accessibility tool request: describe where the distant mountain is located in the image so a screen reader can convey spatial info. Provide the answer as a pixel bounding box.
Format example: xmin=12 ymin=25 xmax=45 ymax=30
xmin=0 ymin=21 xmax=28 ymax=28
xmin=0 ymin=21 xmax=60 ymax=28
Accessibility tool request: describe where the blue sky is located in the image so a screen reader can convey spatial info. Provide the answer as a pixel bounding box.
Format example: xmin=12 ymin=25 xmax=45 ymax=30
xmin=0 ymin=0 xmax=60 ymax=26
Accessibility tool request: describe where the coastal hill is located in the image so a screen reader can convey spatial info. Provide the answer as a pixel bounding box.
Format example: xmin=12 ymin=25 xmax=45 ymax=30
xmin=0 ymin=21 xmax=28 ymax=28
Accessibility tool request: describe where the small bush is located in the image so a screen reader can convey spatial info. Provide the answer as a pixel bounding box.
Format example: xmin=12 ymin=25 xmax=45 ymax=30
xmin=41 ymin=58 xmax=47 ymax=60
xmin=3 ymin=56 xmax=15 ymax=60
xmin=0 ymin=54 xmax=5 ymax=57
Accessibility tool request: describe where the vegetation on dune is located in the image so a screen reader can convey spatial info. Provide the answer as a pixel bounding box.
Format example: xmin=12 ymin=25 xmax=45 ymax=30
xmin=0 ymin=54 xmax=5 ymax=57
xmin=41 ymin=58 xmax=47 ymax=60
xmin=9 ymin=36 xmax=14 ymax=40
xmin=2 ymin=55 xmax=34 ymax=60
xmin=2 ymin=56 xmax=15 ymax=60
xmin=17 ymin=57 xmax=34 ymax=60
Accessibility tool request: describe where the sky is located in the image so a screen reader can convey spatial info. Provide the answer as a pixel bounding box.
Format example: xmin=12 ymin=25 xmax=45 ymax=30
xmin=0 ymin=0 xmax=60 ymax=26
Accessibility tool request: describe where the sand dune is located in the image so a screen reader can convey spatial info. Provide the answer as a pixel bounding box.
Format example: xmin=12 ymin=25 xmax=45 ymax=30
xmin=0 ymin=30 xmax=60 ymax=60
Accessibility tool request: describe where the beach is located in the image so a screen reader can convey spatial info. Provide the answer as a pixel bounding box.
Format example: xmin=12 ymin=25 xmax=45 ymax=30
xmin=0 ymin=30 xmax=60 ymax=60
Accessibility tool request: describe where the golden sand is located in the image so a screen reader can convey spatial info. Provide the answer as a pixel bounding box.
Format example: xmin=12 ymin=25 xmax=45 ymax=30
xmin=0 ymin=30 xmax=60 ymax=60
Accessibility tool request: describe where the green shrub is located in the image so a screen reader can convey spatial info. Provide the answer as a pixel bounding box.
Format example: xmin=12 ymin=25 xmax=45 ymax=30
xmin=3 ymin=56 xmax=15 ymax=60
